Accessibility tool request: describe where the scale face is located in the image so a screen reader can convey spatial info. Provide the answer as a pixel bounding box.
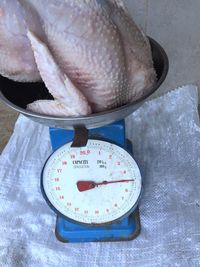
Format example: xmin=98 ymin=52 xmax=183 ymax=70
xmin=41 ymin=139 xmax=142 ymax=225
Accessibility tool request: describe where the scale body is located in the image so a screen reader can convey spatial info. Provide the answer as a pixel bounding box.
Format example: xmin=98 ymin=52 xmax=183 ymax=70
xmin=44 ymin=120 xmax=141 ymax=243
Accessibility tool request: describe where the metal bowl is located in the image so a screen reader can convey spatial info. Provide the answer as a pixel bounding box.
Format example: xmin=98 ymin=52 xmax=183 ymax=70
xmin=0 ymin=37 xmax=168 ymax=129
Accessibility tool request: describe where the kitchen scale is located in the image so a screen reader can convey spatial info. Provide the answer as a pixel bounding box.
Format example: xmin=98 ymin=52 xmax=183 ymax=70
xmin=43 ymin=120 xmax=142 ymax=242
xmin=0 ymin=38 xmax=168 ymax=243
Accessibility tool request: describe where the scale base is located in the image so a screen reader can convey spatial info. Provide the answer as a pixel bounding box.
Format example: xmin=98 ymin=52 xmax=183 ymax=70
xmin=55 ymin=208 xmax=141 ymax=243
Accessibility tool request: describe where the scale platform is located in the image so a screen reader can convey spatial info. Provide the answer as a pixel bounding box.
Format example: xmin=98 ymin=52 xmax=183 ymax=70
xmin=48 ymin=120 xmax=141 ymax=243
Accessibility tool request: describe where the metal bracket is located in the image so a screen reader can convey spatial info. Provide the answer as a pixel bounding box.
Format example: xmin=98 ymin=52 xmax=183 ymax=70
xmin=71 ymin=126 xmax=88 ymax=147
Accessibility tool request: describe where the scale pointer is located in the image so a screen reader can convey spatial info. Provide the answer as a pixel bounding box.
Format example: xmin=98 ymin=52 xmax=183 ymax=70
xmin=77 ymin=179 xmax=134 ymax=192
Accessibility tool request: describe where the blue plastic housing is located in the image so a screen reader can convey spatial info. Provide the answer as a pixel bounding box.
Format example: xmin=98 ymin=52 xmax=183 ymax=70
xmin=48 ymin=120 xmax=141 ymax=242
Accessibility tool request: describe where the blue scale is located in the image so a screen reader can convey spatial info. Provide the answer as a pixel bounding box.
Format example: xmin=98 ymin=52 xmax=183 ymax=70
xmin=41 ymin=120 xmax=142 ymax=243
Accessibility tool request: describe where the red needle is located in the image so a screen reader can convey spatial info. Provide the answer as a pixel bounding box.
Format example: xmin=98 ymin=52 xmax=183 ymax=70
xmin=77 ymin=179 xmax=134 ymax=192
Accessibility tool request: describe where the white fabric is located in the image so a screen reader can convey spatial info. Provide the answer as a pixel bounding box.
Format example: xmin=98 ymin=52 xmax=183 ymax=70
xmin=0 ymin=85 xmax=200 ymax=267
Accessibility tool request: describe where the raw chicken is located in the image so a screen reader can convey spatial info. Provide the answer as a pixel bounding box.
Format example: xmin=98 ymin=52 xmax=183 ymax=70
xmin=0 ymin=0 xmax=156 ymax=117
xmin=0 ymin=0 xmax=42 ymax=82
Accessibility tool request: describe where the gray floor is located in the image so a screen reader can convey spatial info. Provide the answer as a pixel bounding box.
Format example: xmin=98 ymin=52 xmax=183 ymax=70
xmin=125 ymin=0 xmax=200 ymax=97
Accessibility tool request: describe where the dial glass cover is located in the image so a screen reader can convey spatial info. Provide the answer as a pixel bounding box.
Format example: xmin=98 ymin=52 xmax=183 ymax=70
xmin=42 ymin=140 xmax=142 ymax=225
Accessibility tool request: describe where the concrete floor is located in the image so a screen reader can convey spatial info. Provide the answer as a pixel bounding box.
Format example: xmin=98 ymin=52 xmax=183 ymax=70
xmin=0 ymin=0 xmax=200 ymax=151
xmin=0 ymin=104 xmax=18 ymax=152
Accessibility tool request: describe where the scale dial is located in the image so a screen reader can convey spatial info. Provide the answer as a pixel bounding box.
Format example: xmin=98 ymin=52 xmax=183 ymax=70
xmin=41 ymin=140 xmax=142 ymax=225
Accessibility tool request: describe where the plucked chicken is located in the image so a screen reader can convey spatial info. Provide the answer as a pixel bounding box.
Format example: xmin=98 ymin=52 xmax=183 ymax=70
xmin=0 ymin=0 xmax=156 ymax=117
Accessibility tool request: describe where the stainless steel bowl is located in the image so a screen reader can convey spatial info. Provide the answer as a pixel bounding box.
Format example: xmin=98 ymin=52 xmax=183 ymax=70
xmin=0 ymin=37 xmax=168 ymax=129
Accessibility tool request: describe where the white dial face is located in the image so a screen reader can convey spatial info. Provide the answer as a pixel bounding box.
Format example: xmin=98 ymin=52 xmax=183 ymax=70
xmin=42 ymin=140 xmax=142 ymax=225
